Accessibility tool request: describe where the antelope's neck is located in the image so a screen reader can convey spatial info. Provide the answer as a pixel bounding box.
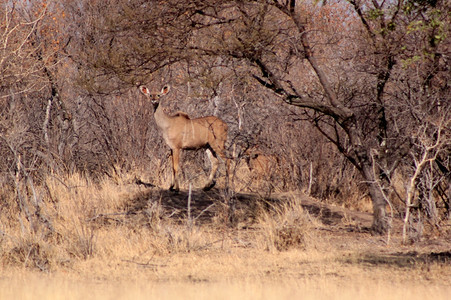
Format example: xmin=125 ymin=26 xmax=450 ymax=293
xmin=153 ymin=103 xmax=172 ymax=130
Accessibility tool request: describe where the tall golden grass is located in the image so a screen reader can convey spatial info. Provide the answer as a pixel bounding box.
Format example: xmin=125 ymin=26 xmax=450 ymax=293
xmin=1 ymin=172 xmax=310 ymax=269
xmin=1 ymin=172 xmax=450 ymax=299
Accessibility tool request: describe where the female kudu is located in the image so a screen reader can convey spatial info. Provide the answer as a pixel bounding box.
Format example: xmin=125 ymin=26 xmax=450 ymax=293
xmin=139 ymin=85 xmax=229 ymax=192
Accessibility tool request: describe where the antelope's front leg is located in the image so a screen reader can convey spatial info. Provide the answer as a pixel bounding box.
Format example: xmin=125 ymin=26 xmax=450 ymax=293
xmin=170 ymin=148 xmax=180 ymax=192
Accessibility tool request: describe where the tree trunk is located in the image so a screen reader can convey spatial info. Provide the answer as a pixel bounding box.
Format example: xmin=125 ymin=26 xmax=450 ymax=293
xmin=362 ymin=163 xmax=389 ymax=233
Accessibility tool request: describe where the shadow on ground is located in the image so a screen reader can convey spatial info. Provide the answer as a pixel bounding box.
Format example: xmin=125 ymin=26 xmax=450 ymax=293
xmin=125 ymin=187 xmax=275 ymax=224
xmin=343 ymin=251 xmax=451 ymax=267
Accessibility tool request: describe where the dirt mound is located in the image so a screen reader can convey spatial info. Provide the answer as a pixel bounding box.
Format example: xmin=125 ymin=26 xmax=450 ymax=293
xmin=123 ymin=185 xmax=451 ymax=259
xmin=126 ymin=186 xmax=373 ymax=227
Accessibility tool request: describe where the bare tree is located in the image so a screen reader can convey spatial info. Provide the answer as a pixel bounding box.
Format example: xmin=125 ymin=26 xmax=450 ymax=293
xmin=0 ymin=1 xmax=67 ymax=235
xmin=63 ymin=0 xmax=450 ymax=234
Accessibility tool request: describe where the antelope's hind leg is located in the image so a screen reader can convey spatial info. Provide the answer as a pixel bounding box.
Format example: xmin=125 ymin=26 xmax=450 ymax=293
xmin=169 ymin=148 xmax=181 ymax=192
xmin=211 ymin=143 xmax=230 ymax=187
xmin=203 ymin=148 xmax=218 ymax=191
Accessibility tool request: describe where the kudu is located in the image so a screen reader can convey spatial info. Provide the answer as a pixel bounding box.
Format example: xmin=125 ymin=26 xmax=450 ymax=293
xmin=139 ymin=85 xmax=229 ymax=192
xmin=244 ymin=147 xmax=286 ymax=191
xmin=245 ymin=148 xmax=277 ymax=179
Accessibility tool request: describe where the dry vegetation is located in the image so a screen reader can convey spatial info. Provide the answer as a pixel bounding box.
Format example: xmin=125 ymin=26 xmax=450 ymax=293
xmin=1 ymin=173 xmax=450 ymax=299
xmin=1 ymin=0 xmax=450 ymax=298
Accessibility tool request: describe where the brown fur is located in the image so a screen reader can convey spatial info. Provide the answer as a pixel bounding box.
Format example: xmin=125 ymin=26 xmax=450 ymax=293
xmin=139 ymin=85 xmax=229 ymax=191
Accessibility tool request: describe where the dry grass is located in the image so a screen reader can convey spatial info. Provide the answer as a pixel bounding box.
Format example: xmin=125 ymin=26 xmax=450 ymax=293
xmin=0 ymin=173 xmax=450 ymax=299
xmin=1 ymin=248 xmax=450 ymax=300
xmin=1 ymin=267 xmax=450 ymax=300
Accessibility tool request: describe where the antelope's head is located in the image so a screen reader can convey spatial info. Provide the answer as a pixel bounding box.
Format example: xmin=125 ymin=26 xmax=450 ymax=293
xmin=139 ymin=85 xmax=170 ymax=110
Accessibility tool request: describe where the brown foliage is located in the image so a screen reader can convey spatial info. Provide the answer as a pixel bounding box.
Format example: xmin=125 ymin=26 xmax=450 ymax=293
xmin=0 ymin=0 xmax=449 ymax=244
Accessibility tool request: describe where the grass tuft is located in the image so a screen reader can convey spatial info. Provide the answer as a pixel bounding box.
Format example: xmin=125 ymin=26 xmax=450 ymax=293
xmin=256 ymin=195 xmax=313 ymax=252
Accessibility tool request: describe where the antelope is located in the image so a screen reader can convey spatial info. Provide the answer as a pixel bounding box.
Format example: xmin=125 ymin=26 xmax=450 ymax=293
xmin=244 ymin=147 xmax=286 ymax=191
xmin=139 ymin=85 xmax=229 ymax=192
xmin=245 ymin=149 xmax=279 ymax=181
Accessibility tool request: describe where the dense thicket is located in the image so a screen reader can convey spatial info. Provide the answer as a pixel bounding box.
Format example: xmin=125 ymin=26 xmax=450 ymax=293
xmin=1 ymin=0 xmax=449 ymax=237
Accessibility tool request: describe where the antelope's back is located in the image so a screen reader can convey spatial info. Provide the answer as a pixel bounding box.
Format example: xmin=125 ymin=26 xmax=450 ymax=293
xmin=202 ymin=116 xmax=228 ymax=139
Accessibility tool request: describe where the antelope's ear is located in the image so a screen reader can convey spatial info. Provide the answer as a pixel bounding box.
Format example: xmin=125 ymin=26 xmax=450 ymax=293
xmin=161 ymin=85 xmax=170 ymax=95
xmin=139 ymin=86 xmax=149 ymax=95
